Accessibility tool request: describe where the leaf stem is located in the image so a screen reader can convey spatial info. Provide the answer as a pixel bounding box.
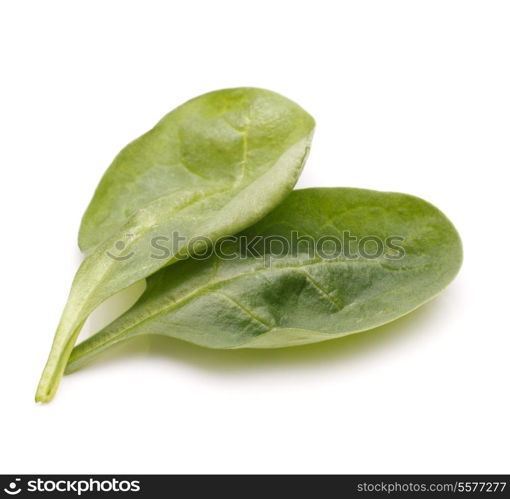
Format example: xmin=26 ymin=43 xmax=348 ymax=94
xmin=64 ymin=327 xmax=138 ymax=375
xmin=35 ymin=313 xmax=86 ymax=402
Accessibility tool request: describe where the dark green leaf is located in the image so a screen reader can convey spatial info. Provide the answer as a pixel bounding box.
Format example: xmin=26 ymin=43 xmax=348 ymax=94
xmin=67 ymin=187 xmax=462 ymax=372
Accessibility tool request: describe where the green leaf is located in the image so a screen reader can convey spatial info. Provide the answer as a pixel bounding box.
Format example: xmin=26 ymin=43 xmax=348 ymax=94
xmin=66 ymin=187 xmax=462 ymax=372
xmin=36 ymin=88 xmax=315 ymax=402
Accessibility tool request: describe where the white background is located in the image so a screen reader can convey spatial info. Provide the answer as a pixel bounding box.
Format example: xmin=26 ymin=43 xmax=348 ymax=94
xmin=1 ymin=0 xmax=509 ymax=474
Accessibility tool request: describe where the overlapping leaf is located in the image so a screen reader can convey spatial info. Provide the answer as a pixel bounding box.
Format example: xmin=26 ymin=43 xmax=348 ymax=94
xmin=36 ymin=88 xmax=314 ymax=402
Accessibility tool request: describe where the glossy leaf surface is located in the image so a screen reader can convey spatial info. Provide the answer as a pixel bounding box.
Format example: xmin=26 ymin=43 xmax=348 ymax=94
xmin=67 ymin=188 xmax=462 ymax=372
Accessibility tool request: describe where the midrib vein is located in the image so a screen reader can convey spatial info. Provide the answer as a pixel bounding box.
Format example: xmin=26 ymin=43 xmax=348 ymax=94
xmin=72 ymin=256 xmax=395 ymax=359
xmin=74 ymin=132 xmax=311 ymax=327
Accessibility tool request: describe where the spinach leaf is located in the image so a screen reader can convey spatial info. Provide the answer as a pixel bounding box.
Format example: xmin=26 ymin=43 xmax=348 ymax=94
xmin=66 ymin=187 xmax=462 ymax=373
xmin=36 ymin=88 xmax=315 ymax=402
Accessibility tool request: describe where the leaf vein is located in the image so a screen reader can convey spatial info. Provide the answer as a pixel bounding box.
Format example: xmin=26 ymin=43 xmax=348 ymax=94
xmin=297 ymin=269 xmax=344 ymax=311
xmin=214 ymin=291 xmax=274 ymax=330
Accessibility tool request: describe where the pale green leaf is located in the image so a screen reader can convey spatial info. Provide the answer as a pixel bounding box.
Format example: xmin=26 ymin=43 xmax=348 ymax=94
xmin=36 ymin=88 xmax=314 ymax=402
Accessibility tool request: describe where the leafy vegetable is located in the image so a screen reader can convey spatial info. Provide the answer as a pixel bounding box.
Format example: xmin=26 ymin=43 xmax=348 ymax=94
xmin=66 ymin=187 xmax=462 ymax=372
xmin=36 ymin=88 xmax=315 ymax=402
